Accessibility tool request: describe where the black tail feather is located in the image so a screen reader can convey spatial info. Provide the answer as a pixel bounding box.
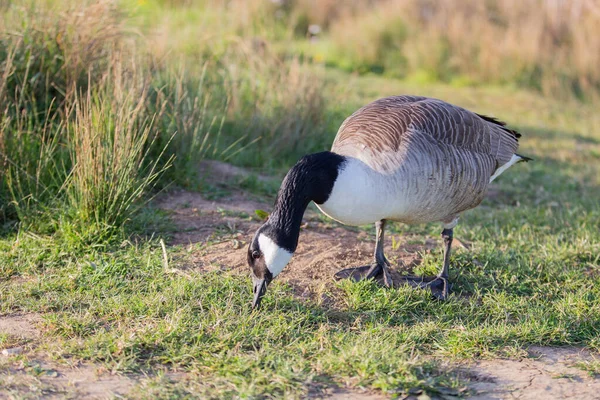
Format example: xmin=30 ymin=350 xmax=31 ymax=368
xmin=515 ymin=153 xmax=533 ymax=162
xmin=476 ymin=113 xmax=522 ymax=140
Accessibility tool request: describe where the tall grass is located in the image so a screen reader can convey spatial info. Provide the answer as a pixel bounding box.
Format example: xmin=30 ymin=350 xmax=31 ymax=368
xmin=63 ymin=78 xmax=173 ymax=244
xmin=140 ymin=0 xmax=331 ymax=167
xmin=0 ymin=0 xmax=331 ymax=241
xmin=0 ymin=102 xmax=64 ymax=226
xmin=287 ymin=0 xmax=600 ymax=100
xmin=0 ymin=1 xmax=171 ymax=238
xmin=0 ymin=44 xmax=68 ymax=225
xmin=217 ymin=43 xmax=328 ymax=167
xmin=147 ymin=0 xmax=600 ymax=100
xmin=0 ymin=1 xmax=160 ymax=240
xmin=0 ymin=1 xmax=128 ymax=117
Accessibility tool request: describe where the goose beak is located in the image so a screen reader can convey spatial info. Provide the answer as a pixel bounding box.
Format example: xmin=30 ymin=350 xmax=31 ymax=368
xmin=252 ymin=278 xmax=268 ymax=310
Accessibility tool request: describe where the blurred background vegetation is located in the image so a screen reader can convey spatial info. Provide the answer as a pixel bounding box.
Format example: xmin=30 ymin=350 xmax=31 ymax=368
xmin=1 ymin=0 xmax=599 ymax=243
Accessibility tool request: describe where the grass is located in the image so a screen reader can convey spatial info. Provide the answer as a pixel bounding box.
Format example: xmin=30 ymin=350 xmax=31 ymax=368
xmin=291 ymin=0 xmax=600 ymax=101
xmin=577 ymin=358 xmax=600 ymax=378
xmin=0 ymin=0 xmax=330 ymax=234
xmin=1 ymin=80 xmax=599 ymax=396
xmin=1 ymin=0 xmax=599 ymax=398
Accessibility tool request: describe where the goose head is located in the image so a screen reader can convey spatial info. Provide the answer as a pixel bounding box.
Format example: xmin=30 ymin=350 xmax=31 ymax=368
xmin=246 ymin=151 xmax=346 ymax=309
xmin=248 ymin=224 xmax=293 ymax=309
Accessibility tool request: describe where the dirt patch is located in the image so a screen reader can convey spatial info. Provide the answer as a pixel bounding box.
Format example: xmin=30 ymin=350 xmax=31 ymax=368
xmin=0 ymin=314 xmax=135 ymax=399
xmin=0 ymin=358 xmax=137 ymax=399
xmin=156 ymin=189 xmax=431 ymax=301
xmin=157 ymin=160 xmax=279 ymax=224
xmin=323 ymin=388 xmax=389 ymax=399
xmin=0 ymin=314 xmax=42 ymax=340
xmin=157 ymin=188 xmax=268 ymax=218
xmin=467 ymin=346 xmax=600 ymax=399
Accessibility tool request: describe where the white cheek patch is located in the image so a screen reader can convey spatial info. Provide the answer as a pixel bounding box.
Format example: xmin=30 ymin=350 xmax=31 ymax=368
xmin=258 ymin=233 xmax=293 ymax=277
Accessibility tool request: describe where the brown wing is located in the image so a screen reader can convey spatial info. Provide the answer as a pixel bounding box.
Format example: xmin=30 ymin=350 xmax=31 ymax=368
xmin=331 ymin=96 xmax=520 ymax=174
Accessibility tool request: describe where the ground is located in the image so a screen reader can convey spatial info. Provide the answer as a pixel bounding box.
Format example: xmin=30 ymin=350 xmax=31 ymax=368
xmin=1 ymin=161 xmax=599 ymax=399
xmin=2 ymin=1 xmax=600 ymax=396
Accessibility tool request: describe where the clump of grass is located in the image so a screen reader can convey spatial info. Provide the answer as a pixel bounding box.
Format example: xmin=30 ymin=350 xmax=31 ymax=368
xmin=0 ymin=47 xmax=67 ymax=224
xmin=0 ymin=105 xmax=65 ymax=226
xmin=62 ymin=75 xmax=172 ymax=244
xmin=0 ymin=0 xmax=131 ymax=226
xmin=0 ymin=1 xmax=175 ymax=241
xmin=577 ymin=358 xmax=600 ymax=377
xmin=147 ymin=63 xmax=230 ymax=188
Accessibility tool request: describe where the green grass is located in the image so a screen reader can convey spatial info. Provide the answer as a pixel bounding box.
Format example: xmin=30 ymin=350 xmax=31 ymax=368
xmin=577 ymin=358 xmax=600 ymax=378
xmin=1 ymin=0 xmax=599 ymax=398
xmin=1 ymin=79 xmax=600 ymax=397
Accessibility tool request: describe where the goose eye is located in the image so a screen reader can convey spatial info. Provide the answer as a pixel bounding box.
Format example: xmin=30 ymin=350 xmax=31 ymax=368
xmin=252 ymin=250 xmax=261 ymax=259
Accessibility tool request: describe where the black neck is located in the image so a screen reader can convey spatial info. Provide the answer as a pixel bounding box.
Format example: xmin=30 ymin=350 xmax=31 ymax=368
xmin=265 ymin=151 xmax=346 ymax=252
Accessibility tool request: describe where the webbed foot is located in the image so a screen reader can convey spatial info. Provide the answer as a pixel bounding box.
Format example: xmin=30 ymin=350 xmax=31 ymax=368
xmin=334 ymin=262 xmax=393 ymax=288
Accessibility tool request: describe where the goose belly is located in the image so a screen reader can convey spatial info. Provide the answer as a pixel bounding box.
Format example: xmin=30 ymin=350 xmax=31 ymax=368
xmin=315 ymin=160 xmax=409 ymax=226
xmin=315 ymin=156 xmax=488 ymax=226
xmin=316 ymin=186 xmax=400 ymax=226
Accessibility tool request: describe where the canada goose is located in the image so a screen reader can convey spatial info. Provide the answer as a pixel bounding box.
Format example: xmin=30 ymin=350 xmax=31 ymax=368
xmin=248 ymin=95 xmax=530 ymax=309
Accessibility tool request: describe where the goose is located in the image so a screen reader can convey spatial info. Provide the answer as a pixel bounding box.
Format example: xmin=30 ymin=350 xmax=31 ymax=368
xmin=247 ymin=95 xmax=530 ymax=309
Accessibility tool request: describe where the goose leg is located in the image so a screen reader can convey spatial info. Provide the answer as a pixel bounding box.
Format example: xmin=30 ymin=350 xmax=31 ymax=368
xmin=395 ymin=227 xmax=453 ymax=300
xmin=334 ymin=219 xmax=393 ymax=287
xmin=432 ymin=228 xmax=452 ymax=300
xmin=364 ymin=220 xmax=394 ymax=287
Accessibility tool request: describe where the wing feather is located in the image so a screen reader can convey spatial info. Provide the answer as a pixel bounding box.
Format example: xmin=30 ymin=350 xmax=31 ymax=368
xmin=331 ymin=96 xmax=520 ymax=175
